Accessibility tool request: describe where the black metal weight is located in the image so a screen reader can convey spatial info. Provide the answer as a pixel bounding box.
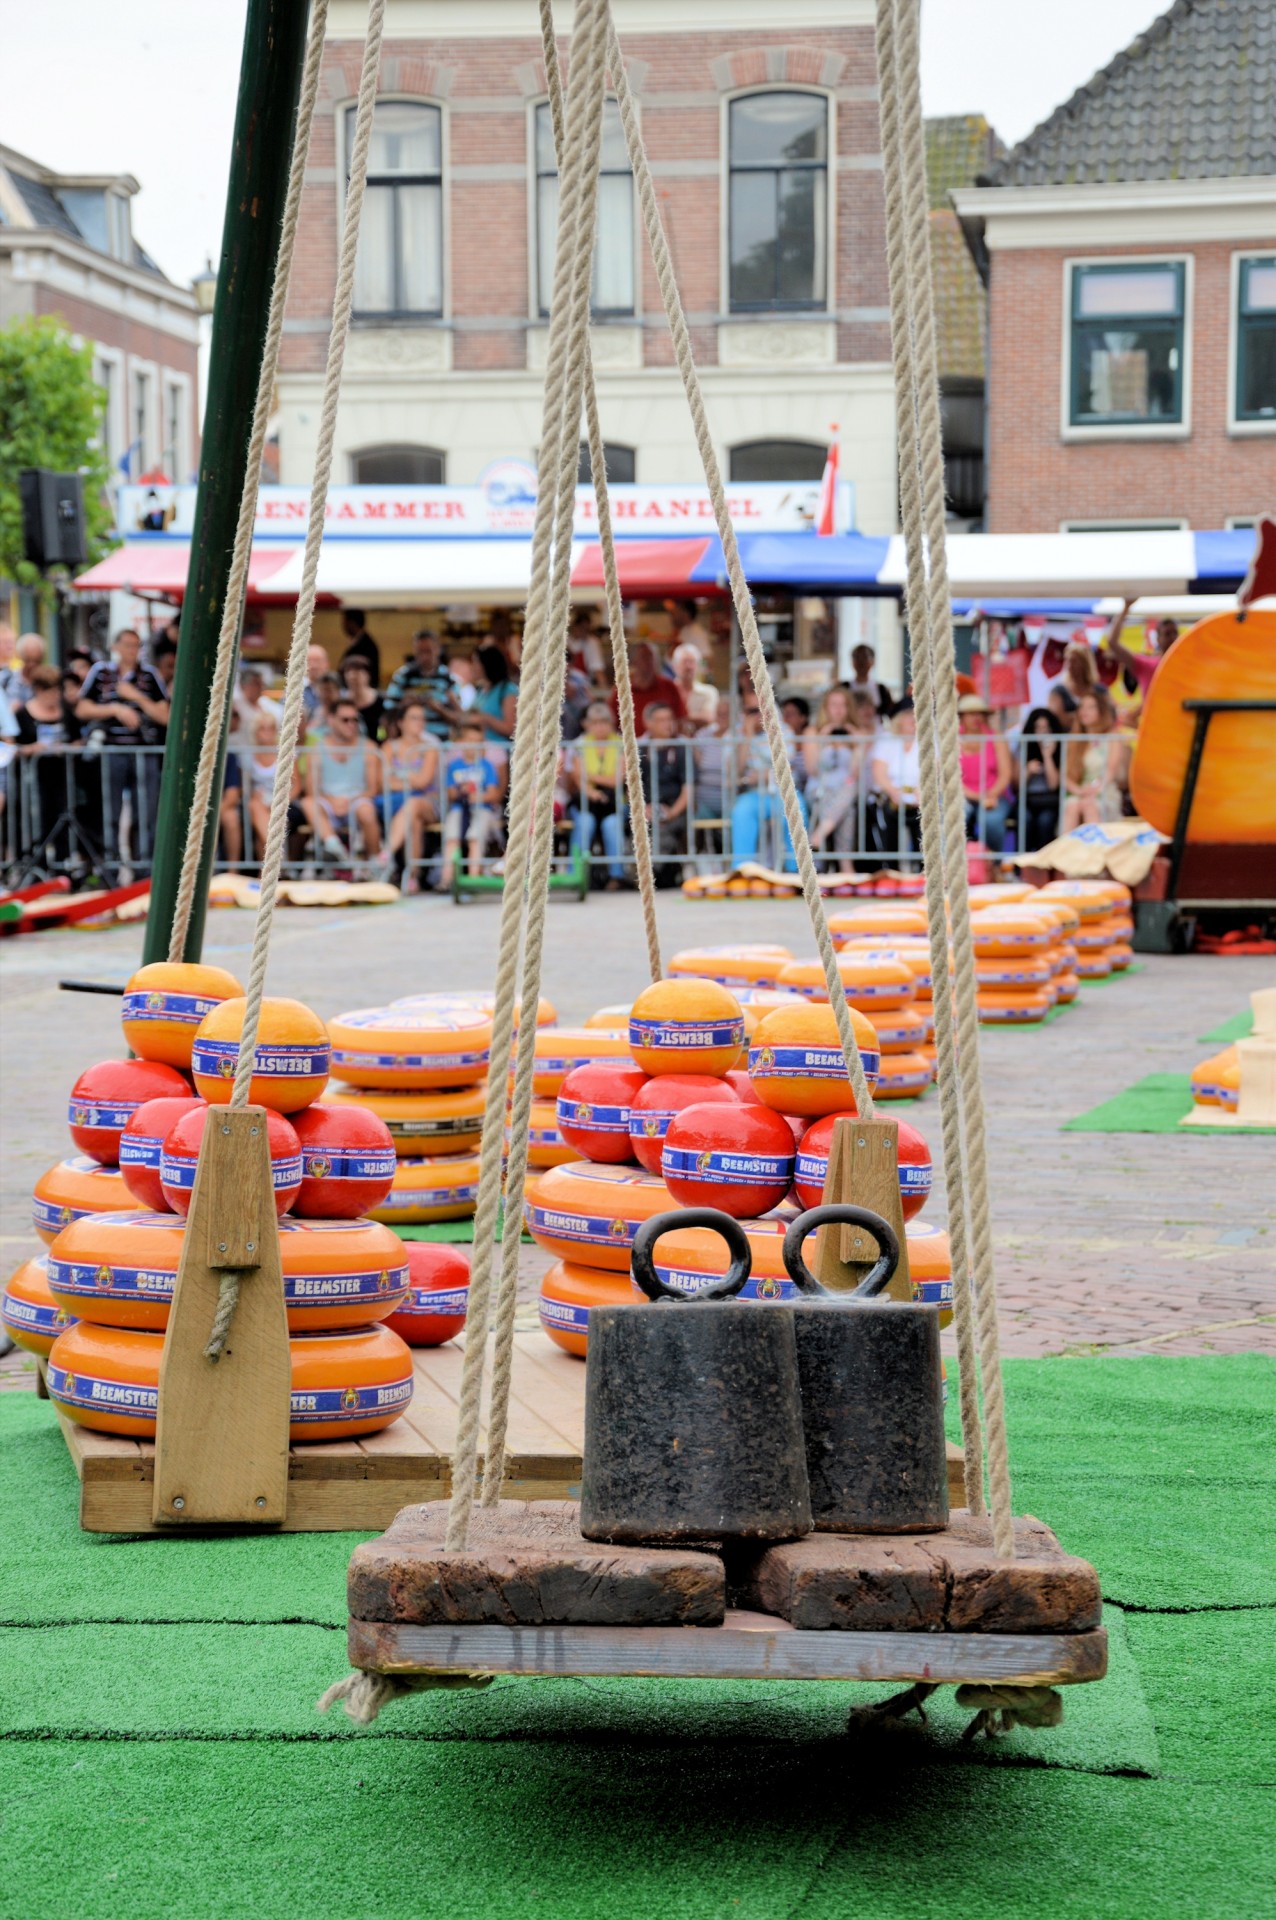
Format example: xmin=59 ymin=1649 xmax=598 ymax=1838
xmin=579 ymin=1208 xmax=813 ymax=1545
xmin=783 ymin=1205 xmax=949 ymax=1534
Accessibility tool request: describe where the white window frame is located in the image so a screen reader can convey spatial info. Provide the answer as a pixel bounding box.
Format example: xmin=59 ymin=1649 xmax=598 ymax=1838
xmin=1060 ymin=254 xmax=1193 ymax=443
xmin=162 ymin=369 xmax=193 ymax=481
xmin=1224 ymin=515 xmax=1261 ymax=530
xmin=337 ymin=94 xmax=450 ymax=323
xmin=720 ymin=85 xmax=836 ymax=320
xmin=94 ymin=345 xmax=125 ymax=468
xmin=1228 ymin=249 xmax=1276 ymax=437
xmin=526 ymin=95 xmax=640 ymax=324
xmin=128 ymin=357 xmax=159 ymax=472
xmin=1061 ymin=517 xmax=1189 ymax=532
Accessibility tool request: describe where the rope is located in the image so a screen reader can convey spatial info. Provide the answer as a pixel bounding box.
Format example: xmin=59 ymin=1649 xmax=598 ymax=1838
xmin=167 ymin=0 xmax=330 ymax=961
xmin=317 ymin=1670 xmax=493 ymax=1724
xmin=538 ymin=0 xmax=661 ymax=985
xmin=956 ymin=1684 xmax=1063 ymax=1737
xmin=608 ymin=18 xmax=875 ymax=1119
xmin=873 ymin=0 xmax=984 ymax=1513
xmin=444 ymin=0 xmax=611 ymax=1547
xmin=204 ymin=0 xmax=385 ymax=1359
xmin=876 ymin=0 xmax=1014 ymax=1553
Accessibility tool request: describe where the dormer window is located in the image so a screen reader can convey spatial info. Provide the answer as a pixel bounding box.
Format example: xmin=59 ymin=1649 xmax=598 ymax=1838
xmin=107 ymin=191 xmax=131 ymax=262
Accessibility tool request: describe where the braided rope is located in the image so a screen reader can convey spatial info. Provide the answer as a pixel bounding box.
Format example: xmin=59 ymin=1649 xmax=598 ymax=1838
xmin=878 ymin=0 xmax=1014 ymax=1553
xmin=608 ymin=19 xmax=874 ymax=1117
xmin=167 ymin=0 xmax=330 ymax=961
xmin=202 ymin=0 xmax=385 ymax=1360
xmin=445 ymin=0 xmax=611 ymax=1547
xmin=873 ymin=0 xmax=984 ymax=1512
xmin=538 ymin=0 xmax=662 ymax=986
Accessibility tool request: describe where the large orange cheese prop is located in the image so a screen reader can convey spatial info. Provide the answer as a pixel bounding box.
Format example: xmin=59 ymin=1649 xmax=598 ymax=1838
xmin=121 ymin=961 xmax=244 ymax=1068
xmin=1130 ymin=610 xmax=1276 ymax=841
xmin=628 ymin=978 xmax=745 ymax=1076
xmin=747 ymin=1002 xmax=880 ymax=1117
xmin=192 ymin=997 xmax=330 ymax=1111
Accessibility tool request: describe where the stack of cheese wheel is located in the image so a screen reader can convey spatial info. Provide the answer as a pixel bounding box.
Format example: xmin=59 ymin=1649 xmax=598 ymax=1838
xmin=1191 ymin=1044 xmax=1240 ymax=1113
xmin=775 ymin=954 xmax=929 ymax=1098
xmin=668 ymin=945 xmax=794 ymax=991
xmin=969 ymin=904 xmax=1060 ymax=1023
xmin=3 ymin=1253 xmax=75 ymax=1356
xmin=324 ymin=1001 xmax=493 ymax=1226
xmin=1037 ymin=879 xmax=1127 ymax=980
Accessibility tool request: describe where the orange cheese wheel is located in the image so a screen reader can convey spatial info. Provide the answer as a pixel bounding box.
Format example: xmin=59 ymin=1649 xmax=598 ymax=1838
xmin=776 ymin=955 xmax=915 ymax=1011
xmin=1191 ymin=1045 xmax=1239 ymax=1111
xmin=390 ymin=990 xmax=557 ymax=1028
xmin=121 ymin=961 xmax=245 ymax=1068
xmin=192 ymin=997 xmax=330 ymax=1111
xmin=1109 ymin=943 xmax=1134 ymax=971
xmin=840 ymin=939 xmax=944 ymax=999
xmin=1054 ymin=972 xmax=1080 ymax=1004
xmin=45 ymin=1321 xmax=414 ymax=1442
xmin=32 ymin=1156 xmax=140 ymax=1246
xmin=977 ymin=988 xmax=1053 ymax=1024
xmin=3 ymin=1254 xmax=75 ymax=1356
xmin=524 ymin=1162 xmax=676 ymax=1271
xmin=367 ymin=1151 xmax=480 ymax=1223
xmin=538 ymin=1260 xmax=644 ymax=1357
xmin=969 ymin=910 xmax=1057 ymax=957
xmin=1036 ymin=880 xmax=1111 ymax=920
xmin=319 ymin=1083 xmax=486 ymax=1156
xmin=506 ymin=1100 xmax=575 ymax=1170
xmin=1024 ymin=900 xmax=1081 ymax=939
xmin=667 ymin=945 xmax=794 ymax=989
xmin=326 ymin=1005 xmax=491 ymax=1091
xmin=872 ymin=1050 xmax=933 ymax=1098
xmin=976 ymin=957 xmax=1054 ymax=990
xmin=872 ymin=1005 xmax=933 ymax=1052
xmin=747 ymin=1002 xmax=880 ymax=1117
xmin=1076 ymin=952 xmax=1113 ymax=979
xmin=628 ymin=978 xmax=746 ymax=1076
xmin=584 ymin=1003 xmax=633 ymax=1031
xmin=967 ymin=883 xmax=1036 ymax=909
xmin=47 ymin=1211 xmax=409 ymax=1332
xmin=828 ymin=905 xmax=928 ymax=946
xmin=512 ymin=1027 xmax=636 ymax=1099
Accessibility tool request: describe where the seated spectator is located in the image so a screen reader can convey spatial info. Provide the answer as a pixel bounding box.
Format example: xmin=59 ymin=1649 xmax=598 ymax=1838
xmin=384 ymin=631 xmax=456 ymax=737
xmin=472 ymin=643 xmax=519 ymax=745
xmin=1063 ymin=687 xmax=1128 ymax=829
xmin=448 ymin=652 xmax=478 ymax=712
xmin=2 ymin=632 xmax=46 ymax=705
xmin=671 ymin=642 xmax=719 ymax=732
xmin=440 ymin=719 xmax=504 ymax=884
xmin=338 ymin=607 xmax=381 ymax=686
xmin=781 ymin=695 xmax=812 ymax=796
xmin=341 ymin=655 xmax=384 ymax=741
xmin=730 ymin=696 xmax=808 ymax=873
xmin=691 ymin=712 xmax=731 ymax=851
xmin=803 ymin=684 xmax=870 ymax=861
xmin=302 ymin=643 xmax=332 ymax=725
xmin=12 ymin=665 xmax=78 ymax=866
xmin=616 ymin=641 xmax=686 ymax=736
xmin=568 ymin=608 xmax=607 ymax=688
xmin=242 ymin=710 xmax=302 ymax=859
xmin=1019 ymin=706 xmax=1066 ymax=851
xmin=151 ymin=635 xmax=177 ymax=702
xmin=848 ymin=643 xmax=894 ymax=720
xmin=1046 ymin=683 xmax=1078 ymax=731
xmin=668 ymin=598 xmax=713 ymax=664
xmin=1062 ymin=638 xmax=1097 ymax=706
xmin=869 ymin=697 xmax=921 ymax=863
xmin=570 ymin=701 xmax=625 ymax=890
xmin=639 ymin=702 xmax=690 ymax=888
xmin=957 ymin=694 xmax=1014 ymax=852
xmin=298 ymin=696 xmax=383 ymax=865
xmin=75 ymin=628 xmax=170 ymax=877
xmin=381 ymin=695 xmax=439 ymax=893
xmin=220 ymin=749 xmax=245 ymax=868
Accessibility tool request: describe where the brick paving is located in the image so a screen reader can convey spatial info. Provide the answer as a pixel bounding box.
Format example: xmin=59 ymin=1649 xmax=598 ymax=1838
xmin=2 ymin=895 xmax=1272 ymax=1397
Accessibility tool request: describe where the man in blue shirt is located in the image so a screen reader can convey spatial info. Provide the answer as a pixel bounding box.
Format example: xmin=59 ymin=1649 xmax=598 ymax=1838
xmin=383 ymin=631 xmax=456 ymax=738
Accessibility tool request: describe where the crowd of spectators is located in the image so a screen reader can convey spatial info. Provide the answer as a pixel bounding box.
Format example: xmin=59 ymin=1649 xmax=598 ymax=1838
xmin=0 ymin=594 xmax=1170 ymax=893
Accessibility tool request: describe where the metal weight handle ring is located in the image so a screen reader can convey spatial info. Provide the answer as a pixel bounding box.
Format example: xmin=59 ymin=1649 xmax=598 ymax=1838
xmin=781 ymin=1205 xmax=900 ymax=1300
xmin=630 ymin=1208 xmax=753 ymax=1303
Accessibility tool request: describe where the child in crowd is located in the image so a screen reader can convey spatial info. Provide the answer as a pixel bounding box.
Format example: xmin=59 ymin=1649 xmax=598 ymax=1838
xmin=440 ymin=719 xmax=504 ymax=885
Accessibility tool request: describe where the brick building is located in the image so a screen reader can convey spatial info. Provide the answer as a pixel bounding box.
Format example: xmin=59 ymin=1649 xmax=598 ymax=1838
xmin=0 ymin=145 xmax=200 ymax=486
xmin=275 ymin=0 xmax=899 ymax=535
xmin=952 ymin=0 xmax=1276 ymax=535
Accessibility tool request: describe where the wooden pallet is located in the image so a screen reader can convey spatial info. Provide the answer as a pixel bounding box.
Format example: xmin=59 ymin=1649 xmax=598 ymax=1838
xmin=46 ymin=1328 xmax=967 ymax=1534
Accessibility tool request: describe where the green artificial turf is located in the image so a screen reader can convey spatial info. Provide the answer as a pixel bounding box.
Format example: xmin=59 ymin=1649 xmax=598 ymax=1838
xmin=1197 ymin=1009 xmax=1254 ymax=1046
xmin=1062 ymin=1071 xmax=1276 ymax=1133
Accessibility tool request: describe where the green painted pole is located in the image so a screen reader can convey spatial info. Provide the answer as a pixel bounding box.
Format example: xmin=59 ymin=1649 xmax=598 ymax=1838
xmin=142 ymin=0 xmax=311 ymax=966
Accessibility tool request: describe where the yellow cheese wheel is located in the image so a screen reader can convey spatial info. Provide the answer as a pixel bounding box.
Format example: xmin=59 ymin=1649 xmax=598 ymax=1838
xmin=319 ymin=1083 xmax=486 ymax=1155
xmin=1054 ymin=971 xmax=1080 ymax=1004
xmin=514 ymin=1028 xmax=637 ymax=1099
xmin=3 ymin=1254 xmax=75 ymax=1356
xmin=46 ymin=1321 xmax=414 ymax=1442
xmin=192 ymin=997 xmax=330 ymax=1111
xmin=776 ymin=954 xmax=916 ymax=1011
xmin=584 ymin=1003 xmax=633 ymax=1031
xmin=368 ymin=1151 xmax=480 ymax=1223
xmin=828 ymin=905 xmax=929 ymax=946
xmin=121 ymin=961 xmax=245 ymax=1068
xmin=390 ymin=990 xmax=557 ymax=1027
xmin=977 ymin=988 xmax=1053 ymax=1024
xmin=506 ymin=1100 xmax=575 ymax=1170
xmin=967 ymin=883 xmax=1036 ymax=908
xmin=872 ymin=1050 xmax=933 ymax=1098
xmin=1036 ymin=880 xmax=1112 ymax=920
xmin=871 ymin=1005 xmax=933 ymax=1053
xmin=538 ymin=1260 xmax=644 ymax=1357
xmin=628 ymin=978 xmax=746 ymax=1077
xmin=747 ymin=1001 xmax=880 ymax=1117
xmin=667 ymin=945 xmax=794 ymax=988
xmin=1191 ymin=1045 xmax=1239 ymax=1110
xmin=969 ymin=909 xmax=1057 ymax=958
xmin=524 ymin=1162 xmax=676 ymax=1271
xmin=32 ymin=1156 xmax=140 ymax=1246
xmin=326 ymin=1005 xmax=492 ymax=1090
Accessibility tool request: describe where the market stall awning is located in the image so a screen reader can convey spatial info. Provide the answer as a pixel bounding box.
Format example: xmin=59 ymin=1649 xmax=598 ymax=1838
xmin=881 ymin=529 xmax=1202 ymax=599
xmin=570 ymin=536 xmax=724 ymax=595
xmin=72 ymin=541 xmax=299 ymax=598
xmin=262 ymin=537 xmax=540 ymax=606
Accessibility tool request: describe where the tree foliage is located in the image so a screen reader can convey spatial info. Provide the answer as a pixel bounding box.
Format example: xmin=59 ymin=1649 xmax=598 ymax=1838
xmin=0 ymin=314 xmax=115 ymax=591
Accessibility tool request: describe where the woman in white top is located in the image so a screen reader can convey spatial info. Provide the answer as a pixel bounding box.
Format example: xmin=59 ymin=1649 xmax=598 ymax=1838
xmin=869 ymin=696 xmax=922 ymax=865
xmin=803 ymin=685 xmax=876 ymax=861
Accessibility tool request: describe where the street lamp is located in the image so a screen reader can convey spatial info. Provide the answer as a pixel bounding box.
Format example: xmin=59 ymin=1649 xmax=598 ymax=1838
xmin=191 ymin=258 xmax=218 ymax=316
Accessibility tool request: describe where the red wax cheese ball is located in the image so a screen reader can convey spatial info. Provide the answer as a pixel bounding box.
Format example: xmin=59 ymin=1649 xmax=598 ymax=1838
xmin=160 ymin=1105 xmax=302 ymax=1217
xmin=290 ymin=1103 xmax=396 ymax=1217
xmin=627 ymin=1072 xmax=741 ymax=1176
xmin=662 ymin=1102 xmax=797 ymax=1219
xmin=384 ymin=1242 xmax=470 ymax=1346
xmin=121 ymin=960 xmax=244 ymax=1069
xmin=725 ymin=1070 xmax=762 ymax=1106
xmin=628 ymin=977 xmax=746 ymax=1077
xmin=192 ymin=997 xmax=330 ymax=1112
xmin=68 ymin=1059 xmax=192 ymax=1166
xmin=748 ymin=1002 xmax=880 ymax=1118
xmin=795 ymin=1112 xmax=934 ymax=1221
xmin=556 ymin=1062 xmax=649 ymax=1164
xmin=119 ymin=1097 xmax=206 ymax=1212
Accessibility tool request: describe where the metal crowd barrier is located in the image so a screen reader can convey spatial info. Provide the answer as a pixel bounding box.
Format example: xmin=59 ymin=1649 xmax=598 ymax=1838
xmin=2 ymin=732 xmax=1128 ymax=889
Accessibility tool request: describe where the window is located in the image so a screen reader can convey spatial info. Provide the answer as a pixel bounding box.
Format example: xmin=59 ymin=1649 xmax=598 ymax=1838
xmin=729 ymin=440 xmax=826 ymax=483
xmin=1062 ymin=519 xmax=1188 ymax=532
xmin=535 ymin=100 xmax=633 ymax=317
xmin=107 ymin=191 xmax=131 ymax=262
xmin=94 ymin=355 xmax=120 ymax=464
xmin=349 ymin=101 xmax=443 ymax=319
xmin=728 ymin=92 xmax=828 ymax=313
xmin=1235 ymin=255 xmax=1276 ymax=425
xmin=1069 ymin=261 xmax=1186 ymax=427
xmin=129 ymin=366 xmax=153 ymax=472
xmin=351 ymin=445 xmax=446 ymax=484
xmin=163 ymin=379 xmax=187 ymax=480
xmin=577 ymin=442 xmax=635 ymax=485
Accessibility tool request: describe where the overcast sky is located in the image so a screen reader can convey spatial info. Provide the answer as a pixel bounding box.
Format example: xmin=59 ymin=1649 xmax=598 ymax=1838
xmin=6 ymin=0 xmax=1165 ymax=288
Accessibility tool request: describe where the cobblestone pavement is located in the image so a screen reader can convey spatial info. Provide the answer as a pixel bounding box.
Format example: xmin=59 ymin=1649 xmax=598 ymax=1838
xmin=2 ymin=894 xmax=1272 ymax=1394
